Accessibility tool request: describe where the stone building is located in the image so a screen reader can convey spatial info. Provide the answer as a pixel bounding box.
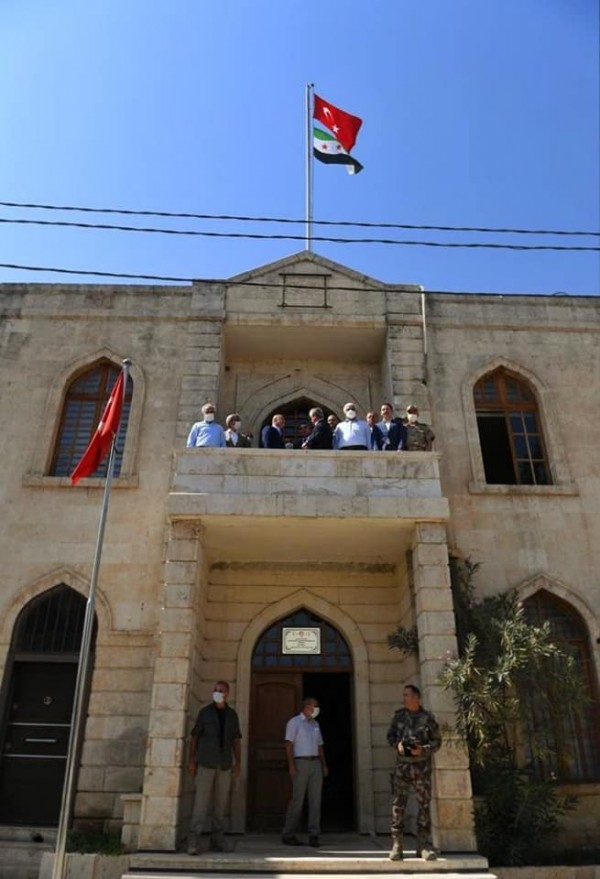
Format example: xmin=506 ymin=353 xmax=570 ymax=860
xmin=0 ymin=251 xmax=598 ymax=852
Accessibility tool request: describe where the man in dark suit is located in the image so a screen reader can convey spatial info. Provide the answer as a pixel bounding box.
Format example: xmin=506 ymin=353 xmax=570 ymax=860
xmin=367 ymin=411 xmax=385 ymax=450
xmin=378 ymin=402 xmax=407 ymax=451
xmin=302 ymin=408 xmax=333 ymax=450
xmin=261 ymin=413 xmax=286 ymax=449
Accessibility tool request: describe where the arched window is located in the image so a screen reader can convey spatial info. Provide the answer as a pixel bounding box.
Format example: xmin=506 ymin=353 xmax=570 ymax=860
xmin=50 ymin=361 xmax=133 ymax=478
xmin=474 ymin=368 xmax=551 ymax=485
xmin=523 ymin=590 xmax=600 ymax=781
xmin=260 ymin=397 xmax=337 ymax=449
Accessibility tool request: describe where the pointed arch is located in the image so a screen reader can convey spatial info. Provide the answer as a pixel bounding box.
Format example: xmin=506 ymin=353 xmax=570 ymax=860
xmin=28 ymin=348 xmax=144 ymax=480
xmin=517 ymin=573 xmax=600 ymax=650
xmin=0 ymin=566 xmax=112 ymax=653
xmin=240 ymin=373 xmax=367 ymax=440
xmin=461 ymin=357 xmax=572 ymax=488
xmin=235 ymin=589 xmax=374 ymax=832
xmin=516 ymin=578 xmax=600 ymax=781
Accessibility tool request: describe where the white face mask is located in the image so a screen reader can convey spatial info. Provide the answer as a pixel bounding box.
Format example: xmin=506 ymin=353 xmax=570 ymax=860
xmin=213 ymin=691 xmax=225 ymax=704
xmin=311 ymin=707 xmax=320 ymax=719
xmin=233 ymin=421 xmax=242 ymax=431
xmin=345 ymin=410 xmax=356 ymax=420
xmin=204 ymin=413 xmax=215 ymax=423
xmin=407 ymin=413 xmax=418 ymax=424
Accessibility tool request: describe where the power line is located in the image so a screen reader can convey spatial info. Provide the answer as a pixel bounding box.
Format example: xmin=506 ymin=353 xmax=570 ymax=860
xmin=0 ymin=199 xmax=598 ymax=238
xmin=0 ymin=262 xmax=597 ymax=296
xmin=1 ymin=217 xmax=598 ymax=251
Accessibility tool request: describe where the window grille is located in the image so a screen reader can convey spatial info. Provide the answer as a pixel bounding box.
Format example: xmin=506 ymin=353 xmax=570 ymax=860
xmin=252 ymin=609 xmax=351 ymax=669
xmin=14 ymin=585 xmax=87 ymax=655
xmin=50 ymin=361 xmax=132 ymax=477
xmin=523 ymin=590 xmax=600 ymax=781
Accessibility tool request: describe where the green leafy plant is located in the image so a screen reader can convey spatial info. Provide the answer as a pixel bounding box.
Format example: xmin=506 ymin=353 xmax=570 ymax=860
xmin=66 ymin=828 xmax=125 ymax=855
xmin=387 ymin=623 xmax=418 ymax=656
xmin=389 ymin=556 xmax=581 ymax=866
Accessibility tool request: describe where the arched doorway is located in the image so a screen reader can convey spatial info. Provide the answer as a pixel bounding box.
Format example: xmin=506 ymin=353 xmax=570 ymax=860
xmin=247 ymin=609 xmax=354 ymax=831
xmin=259 ymin=398 xmax=338 ymax=449
xmin=0 ymin=585 xmax=94 ymax=825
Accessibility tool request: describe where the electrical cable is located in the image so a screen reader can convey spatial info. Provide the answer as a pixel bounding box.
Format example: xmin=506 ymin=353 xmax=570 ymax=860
xmin=0 ymin=199 xmax=597 ymax=237
xmin=0 ymin=217 xmax=598 ymax=251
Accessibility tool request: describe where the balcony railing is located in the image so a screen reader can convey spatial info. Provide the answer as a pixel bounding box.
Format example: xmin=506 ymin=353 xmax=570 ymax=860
xmin=169 ymin=449 xmax=448 ymax=521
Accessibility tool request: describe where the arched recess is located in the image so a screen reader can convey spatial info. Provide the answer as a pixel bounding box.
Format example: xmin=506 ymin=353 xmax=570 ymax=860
xmin=0 ymin=566 xmax=112 ymax=659
xmin=29 ymin=348 xmax=145 ymax=479
xmin=517 ymin=573 xmax=600 ymax=675
xmin=234 ymin=589 xmax=374 ymax=832
xmin=461 ymin=357 xmax=572 ymax=488
xmin=241 ymin=373 xmax=370 ymax=442
xmin=0 ymin=583 xmax=98 ymax=824
xmin=517 ymin=581 xmax=600 ymax=781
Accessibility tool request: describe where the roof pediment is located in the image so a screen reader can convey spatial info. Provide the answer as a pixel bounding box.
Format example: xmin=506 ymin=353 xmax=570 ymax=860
xmin=227 ymin=250 xmax=388 ymax=289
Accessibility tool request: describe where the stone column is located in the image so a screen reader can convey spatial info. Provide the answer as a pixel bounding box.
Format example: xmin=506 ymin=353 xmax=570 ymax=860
xmin=137 ymin=520 xmax=203 ymax=851
xmin=412 ymin=522 xmax=477 ymax=853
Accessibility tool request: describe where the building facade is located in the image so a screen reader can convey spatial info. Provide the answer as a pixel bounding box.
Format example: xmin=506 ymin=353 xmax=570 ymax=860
xmin=0 ymin=252 xmax=598 ymax=850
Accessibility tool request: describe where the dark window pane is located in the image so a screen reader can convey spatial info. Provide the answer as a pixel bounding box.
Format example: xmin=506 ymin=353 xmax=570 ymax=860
xmin=477 ymin=414 xmax=516 ymax=484
xmin=514 ymin=435 xmax=528 ymax=457
xmin=474 ymin=369 xmax=551 ymax=486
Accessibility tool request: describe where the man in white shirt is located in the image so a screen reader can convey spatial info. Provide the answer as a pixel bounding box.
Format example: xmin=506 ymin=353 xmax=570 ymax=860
xmin=333 ymin=402 xmax=370 ymax=450
xmin=281 ymin=697 xmax=329 ymax=847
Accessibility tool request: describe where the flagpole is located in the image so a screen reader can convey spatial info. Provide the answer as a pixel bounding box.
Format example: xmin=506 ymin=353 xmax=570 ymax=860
xmin=305 ymin=82 xmax=314 ymax=251
xmin=52 ymin=358 xmax=131 ymax=879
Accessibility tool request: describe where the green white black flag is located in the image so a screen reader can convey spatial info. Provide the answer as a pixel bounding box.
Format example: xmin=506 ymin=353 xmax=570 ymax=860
xmin=313 ymin=127 xmax=363 ymax=175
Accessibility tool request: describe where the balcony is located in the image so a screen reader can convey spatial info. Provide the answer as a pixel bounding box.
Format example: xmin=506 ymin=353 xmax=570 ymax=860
xmin=169 ymin=449 xmax=448 ymax=522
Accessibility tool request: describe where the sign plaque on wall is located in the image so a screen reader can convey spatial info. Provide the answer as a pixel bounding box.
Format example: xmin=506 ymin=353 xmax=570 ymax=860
xmin=282 ymin=627 xmax=321 ymax=655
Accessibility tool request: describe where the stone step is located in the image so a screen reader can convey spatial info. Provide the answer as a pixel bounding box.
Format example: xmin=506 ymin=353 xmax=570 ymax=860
xmin=125 ymin=851 xmax=493 ymax=876
xmin=0 ymin=839 xmax=54 ymax=879
xmin=124 ymin=873 xmax=495 ymax=879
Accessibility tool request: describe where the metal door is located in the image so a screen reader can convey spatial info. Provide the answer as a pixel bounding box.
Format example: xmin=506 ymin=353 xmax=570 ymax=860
xmin=0 ymin=661 xmax=77 ymax=824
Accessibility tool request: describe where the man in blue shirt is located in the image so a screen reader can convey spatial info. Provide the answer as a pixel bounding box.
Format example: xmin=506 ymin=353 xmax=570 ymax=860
xmin=186 ymin=404 xmax=226 ymax=448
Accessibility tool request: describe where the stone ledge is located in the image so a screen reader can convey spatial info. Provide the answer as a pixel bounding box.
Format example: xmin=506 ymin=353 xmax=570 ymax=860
xmin=468 ymin=481 xmax=579 ymax=497
xmin=22 ymin=474 xmax=139 ymax=489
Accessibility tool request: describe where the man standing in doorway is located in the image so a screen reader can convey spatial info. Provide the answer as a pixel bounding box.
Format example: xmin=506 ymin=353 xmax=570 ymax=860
xmin=387 ymin=684 xmax=441 ymax=861
xmin=282 ymin=697 xmax=329 ymax=847
xmin=187 ymin=681 xmax=242 ymax=854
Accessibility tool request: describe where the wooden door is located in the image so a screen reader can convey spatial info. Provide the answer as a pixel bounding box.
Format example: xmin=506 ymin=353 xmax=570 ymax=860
xmin=0 ymin=661 xmax=77 ymax=824
xmin=248 ymin=672 xmax=302 ymax=830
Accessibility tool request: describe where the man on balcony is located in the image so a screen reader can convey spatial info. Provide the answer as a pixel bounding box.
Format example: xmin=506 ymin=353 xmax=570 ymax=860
xmin=186 ymin=404 xmax=226 ymax=448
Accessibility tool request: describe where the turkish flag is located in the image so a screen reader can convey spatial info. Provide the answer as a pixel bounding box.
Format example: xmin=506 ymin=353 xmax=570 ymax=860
xmin=70 ymin=371 xmax=125 ymax=484
xmin=313 ymin=94 xmax=362 ymax=153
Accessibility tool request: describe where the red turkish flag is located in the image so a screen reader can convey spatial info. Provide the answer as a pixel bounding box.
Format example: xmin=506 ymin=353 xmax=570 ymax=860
xmin=313 ymin=94 xmax=363 ymax=153
xmin=70 ymin=371 xmax=125 ymax=484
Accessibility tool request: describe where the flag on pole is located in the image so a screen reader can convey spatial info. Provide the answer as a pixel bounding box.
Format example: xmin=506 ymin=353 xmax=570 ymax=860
xmin=313 ymin=93 xmax=363 ymax=174
xmin=70 ymin=370 xmax=125 ymax=484
xmin=313 ymin=127 xmax=364 ymax=175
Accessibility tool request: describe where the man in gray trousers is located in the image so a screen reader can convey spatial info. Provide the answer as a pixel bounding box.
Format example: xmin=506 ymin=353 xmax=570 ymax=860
xmin=281 ymin=697 xmax=329 ymax=847
xmin=187 ymin=681 xmax=241 ymax=854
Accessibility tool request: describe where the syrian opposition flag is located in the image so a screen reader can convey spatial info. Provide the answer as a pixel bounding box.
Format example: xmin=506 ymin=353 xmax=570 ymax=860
xmin=313 ymin=93 xmax=363 ymax=174
xmin=70 ymin=370 xmax=125 ymax=484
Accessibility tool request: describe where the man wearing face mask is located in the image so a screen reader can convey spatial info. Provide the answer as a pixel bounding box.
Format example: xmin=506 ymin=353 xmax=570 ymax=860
xmin=224 ymin=413 xmax=252 ymax=447
xmin=332 ymin=402 xmax=370 ymax=450
xmin=187 ymin=681 xmax=242 ymax=854
xmin=282 ymin=697 xmax=329 ymax=847
xmin=186 ymin=403 xmax=227 ymax=448
xmin=403 ymin=405 xmax=435 ymax=452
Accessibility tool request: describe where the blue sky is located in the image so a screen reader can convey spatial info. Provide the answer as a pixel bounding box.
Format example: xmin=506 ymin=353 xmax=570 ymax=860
xmin=0 ymin=0 xmax=598 ymax=294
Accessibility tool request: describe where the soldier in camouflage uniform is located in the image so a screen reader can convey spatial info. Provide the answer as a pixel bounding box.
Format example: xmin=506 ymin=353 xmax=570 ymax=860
xmin=387 ymin=684 xmax=441 ymax=861
xmin=403 ymin=405 xmax=435 ymax=451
